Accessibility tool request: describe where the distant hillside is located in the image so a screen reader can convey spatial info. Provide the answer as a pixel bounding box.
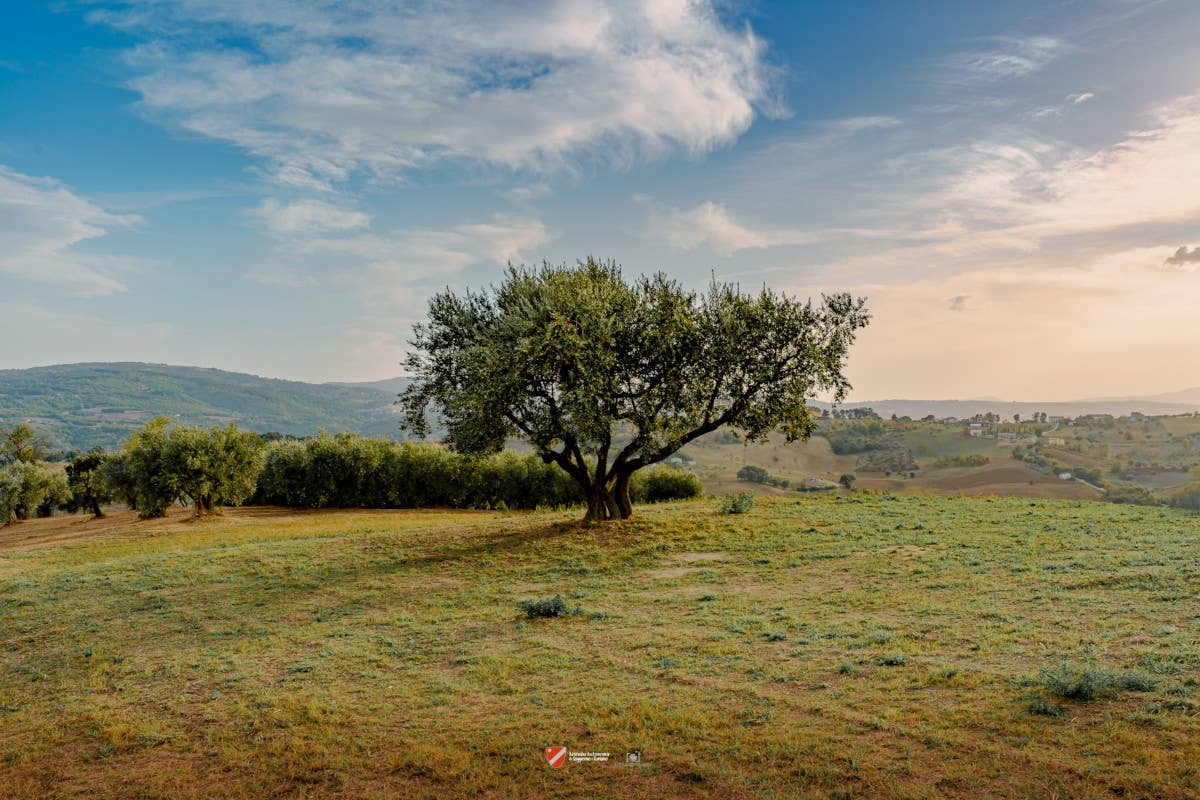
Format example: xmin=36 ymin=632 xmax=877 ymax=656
xmin=0 ymin=363 xmax=411 ymax=451
xmin=815 ymin=397 xmax=1200 ymax=420
xmin=4 ymin=361 xmax=1199 ymax=452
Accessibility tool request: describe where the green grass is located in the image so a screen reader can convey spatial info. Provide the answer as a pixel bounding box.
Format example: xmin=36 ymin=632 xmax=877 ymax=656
xmin=1 ymin=495 xmax=1199 ymax=798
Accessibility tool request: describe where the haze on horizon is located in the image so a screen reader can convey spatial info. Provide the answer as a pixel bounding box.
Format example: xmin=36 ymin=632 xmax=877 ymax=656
xmin=2 ymin=1 xmax=1198 ymax=403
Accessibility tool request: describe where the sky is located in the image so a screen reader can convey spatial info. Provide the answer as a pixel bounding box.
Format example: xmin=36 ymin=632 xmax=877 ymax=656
xmin=2 ymin=0 xmax=1199 ymax=401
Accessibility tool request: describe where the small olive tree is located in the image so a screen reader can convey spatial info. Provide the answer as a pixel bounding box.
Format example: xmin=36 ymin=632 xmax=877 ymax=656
xmin=66 ymin=451 xmax=112 ymax=518
xmin=402 ymin=260 xmax=869 ymax=521
xmin=0 ymin=423 xmax=49 ymax=466
xmin=0 ymin=462 xmax=70 ymax=523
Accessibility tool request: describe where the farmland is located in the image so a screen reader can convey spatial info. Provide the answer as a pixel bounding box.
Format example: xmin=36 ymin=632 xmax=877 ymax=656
xmin=2 ymin=496 xmax=1198 ymax=798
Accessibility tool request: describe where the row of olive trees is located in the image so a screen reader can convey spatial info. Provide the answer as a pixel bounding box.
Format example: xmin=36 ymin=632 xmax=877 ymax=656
xmin=0 ymin=419 xmax=264 ymax=523
xmin=252 ymin=432 xmax=701 ymax=510
xmin=2 ymin=420 xmax=703 ymax=524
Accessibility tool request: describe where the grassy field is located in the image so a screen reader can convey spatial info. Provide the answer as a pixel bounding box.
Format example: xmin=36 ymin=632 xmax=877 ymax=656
xmin=2 ymin=497 xmax=1199 ymax=799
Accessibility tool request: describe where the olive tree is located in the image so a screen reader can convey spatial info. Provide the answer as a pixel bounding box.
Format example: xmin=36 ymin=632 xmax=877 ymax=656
xmin=0 ymin=462 xmax=69 ymax=523
xmin=66 ymin=451 xmax=112 ymax=518
xmin=1 ymin=423 xmax=49 ymax=466
xmin=118 ymin=418 xmax=264 ymax=518
xmin=401 ymin=260 xmax=869 ymax=521
xmin=162 ymin=423 xmax=264 ymax=516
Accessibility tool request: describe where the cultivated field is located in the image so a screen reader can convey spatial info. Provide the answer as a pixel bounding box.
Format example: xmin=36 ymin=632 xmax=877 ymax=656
xmin=683 ymin=432 xmax=1097 ymax=499
xmin=2 ymin=497 xmax=1199 ymax=798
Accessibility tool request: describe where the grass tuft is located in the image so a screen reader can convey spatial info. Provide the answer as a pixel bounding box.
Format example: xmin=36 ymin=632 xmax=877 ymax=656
xmin=518 ymin=595 xmax=568 ymax=618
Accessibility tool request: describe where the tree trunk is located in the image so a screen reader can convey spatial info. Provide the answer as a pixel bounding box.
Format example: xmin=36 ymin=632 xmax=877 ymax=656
xmin=584 ymin=486 xmax=609 ymax=522
xmin=613 ymin=471 xmax=633 ymax=519
xmin=603 ymin=491 xmax=620 ymax=520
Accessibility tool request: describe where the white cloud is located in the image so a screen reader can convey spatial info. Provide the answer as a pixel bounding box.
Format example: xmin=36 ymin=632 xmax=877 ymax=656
xmin=0 ymin=166 xmax=143 ymax=296
xmin=639 ymin=197 xmax=818 ymax=256
xmin=104 ymin=0 xmax=775 ymax=187
xmin=248 ymin=198 xmax=369 ymax=234
xmin=1068 ymin=92 xmax=1095 ymax=105
xmin=862 ymin=91 xmax=1200 ymax=259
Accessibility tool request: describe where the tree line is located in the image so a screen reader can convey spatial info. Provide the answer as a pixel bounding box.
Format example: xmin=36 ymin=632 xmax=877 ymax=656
xmin=0 ymin=420 xmax=702 ymax=524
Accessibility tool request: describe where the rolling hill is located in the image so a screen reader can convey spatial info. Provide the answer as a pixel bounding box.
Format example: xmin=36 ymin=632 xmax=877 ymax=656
xmin=4 ymin=361 xmax=1199 ymax=454
xmin=0 ymin=363 xmax=410 ymax=451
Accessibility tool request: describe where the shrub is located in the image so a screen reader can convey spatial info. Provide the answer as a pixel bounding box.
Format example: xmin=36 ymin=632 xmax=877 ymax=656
xmin=630 ymin=466 xmax=703 ymax=504
xmin=1026 ymin=696 xmax=1065 ymax=717
xmin=1104 ymin=486 xmax=1157 ymax=506
xmin=519 ymin=595 xmax=568 ymax=618
xmin=1038 ymin=662 xmax=1113 ymax=701
xmin=1115 ymin=671 xmax=1160 ymax=692
xmin=838 ymin=474 xmax=856 ymax=489
xmin=1034 ymin=662 xmax=1157 ymax=701
xmin=1165 ymin=484 xmax=1200 ymax=510
xmin=718 ymin=492 xmax=754 ymax=515
xmin=736 ymin=465 xmax=770 ymax=484
xmin=879 ymin=653 xmax=908 ymax=666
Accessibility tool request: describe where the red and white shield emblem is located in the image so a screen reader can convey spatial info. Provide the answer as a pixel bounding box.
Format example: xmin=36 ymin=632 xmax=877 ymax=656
xmin=545 ymin=746 xmax=567 ymax=768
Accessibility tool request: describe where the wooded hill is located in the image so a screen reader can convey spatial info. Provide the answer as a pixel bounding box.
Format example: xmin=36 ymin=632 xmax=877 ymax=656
xmin=0 ymin=363 xmax=408 ymax=451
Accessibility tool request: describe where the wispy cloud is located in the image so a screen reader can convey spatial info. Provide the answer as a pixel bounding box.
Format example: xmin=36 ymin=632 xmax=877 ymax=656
xmin=248 ymin=198 xmax=369 ymax=235
xmin=301 ymin=214 xmax=550 ymax=310
xmin=945 ymin=37 xmax=1066 ymax=83
xmin=638 ymin=197 xmax=818 ymax=256
xmin=0 ymin=166 xmax=145 ymax=296
xmin=101 ymin=0 xmax=776 ymax=188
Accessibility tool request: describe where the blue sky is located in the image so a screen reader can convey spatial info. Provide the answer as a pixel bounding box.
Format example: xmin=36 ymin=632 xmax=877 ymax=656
xmin=2 ymin=0 xmax=1199 ymax=400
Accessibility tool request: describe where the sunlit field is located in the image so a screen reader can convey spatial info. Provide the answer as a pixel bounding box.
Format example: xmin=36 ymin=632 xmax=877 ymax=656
xmin=2 ymin=496 xmax=1198 ymax=799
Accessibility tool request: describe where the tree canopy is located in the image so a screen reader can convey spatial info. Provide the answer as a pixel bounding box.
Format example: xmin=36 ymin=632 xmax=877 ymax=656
xmin=1 ymin=423 xmax=49 ymax=466
xmin=401 ymin=259 xmax=869 ymax=520
xmin=119 ymin=418 xmax=265 ymax=518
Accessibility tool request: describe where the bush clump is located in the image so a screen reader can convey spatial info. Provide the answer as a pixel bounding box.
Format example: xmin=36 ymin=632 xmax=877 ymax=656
xmin=933 ymin=453 xmax=989 ymax=468
xmin=519 ymin=595 xmax=569 ymax=618
xmin=1104 ymin=486 xmax=1157 ymax=506
xmin=1165 ymin=484 xmax=1200 ymax=510
xmin=1035 ymin=661 xmax=1160 ymax=701
xmin=630 ymin=466 xmax=704 ymax=504
xmin=718 ymin=492 xmax=754 ymax=515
